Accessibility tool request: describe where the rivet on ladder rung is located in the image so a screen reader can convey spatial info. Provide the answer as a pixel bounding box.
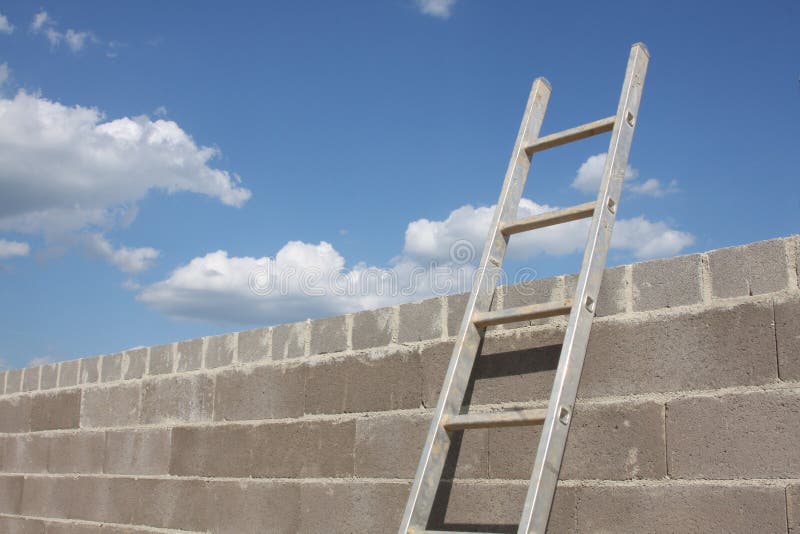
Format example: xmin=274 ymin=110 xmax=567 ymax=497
xmin=558 ymin=406 xmax=571 ymax=425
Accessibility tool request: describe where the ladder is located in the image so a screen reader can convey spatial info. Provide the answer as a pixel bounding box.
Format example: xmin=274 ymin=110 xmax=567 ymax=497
xmin=399 ymin=43 xmax=650 ymax=534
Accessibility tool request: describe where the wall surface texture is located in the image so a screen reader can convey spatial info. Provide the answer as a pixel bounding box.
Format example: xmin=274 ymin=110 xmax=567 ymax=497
xmin=0 ymin=235 xmax=799 ymax=533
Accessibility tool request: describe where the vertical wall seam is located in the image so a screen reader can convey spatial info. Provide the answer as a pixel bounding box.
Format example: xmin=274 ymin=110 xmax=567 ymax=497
xmin=344 ymin=314 xmax=353 ymax=351
xmin=624 ymin=264 xmax=633 ymax=313
xmin=663 ymin=400 xmax=670 ymax=479
xmin=266 ymin=326 xmax=274 ymax=361
xmin=304 ymin=319 xmax=311 ymax=357
xmin=773 ymin=297 xmax=782 ymax=382
xmin=200 ymin=337 xmax=207 ymax=371
xmin=232 ymin=332 xmax=239 ymax=364
xmin=699 ymin=253 xmax=713 ymax=304
xmin=786 ymin=236 xmax=799 ymax=290
xmin=439 ymin=296 xmax=448 ymax=340
xmin=785 ymin=486 xmax=791 ymax=534
xmin=144 ymin=347 xmax=151 ymax=377
xmin=390 ymin=306 xmax=399 ymax=345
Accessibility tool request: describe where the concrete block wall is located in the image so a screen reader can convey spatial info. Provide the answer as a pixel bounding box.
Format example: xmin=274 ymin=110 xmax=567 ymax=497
xmin=0 ymin=235 xmax=798 ymax=533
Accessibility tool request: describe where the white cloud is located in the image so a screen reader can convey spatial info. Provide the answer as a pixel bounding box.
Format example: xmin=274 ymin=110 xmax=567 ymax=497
xmin=628 ymin=177 xmax=679 ymax=197
xmin=64 ymin=29 xmax=91 ymax=52
xmin=0 ymin=90 xmax=250 ymax=271
xmin=415 ymin=0 xmax=457 ymax=18
xmin=31 ymin=10 xmax=51 ymax=32
xmin=30 ymin=10 xmax=96 ymax=53
xmin=83 ymin=233 xmax=159 ymax=273
xmin=0 ymin=63 xmax=9 ymax=86
xmin=0 ymin=239 xmax=30 ymax=258
xmin=0 ymin=12 xmax=14 ymax=34
xmin=613 ymin=216 xmax=694 ymax=259
xmin=572 ymin=152 xmax=678 ymax=198
xmin=153 ymin=105 xmax=168 ymax=117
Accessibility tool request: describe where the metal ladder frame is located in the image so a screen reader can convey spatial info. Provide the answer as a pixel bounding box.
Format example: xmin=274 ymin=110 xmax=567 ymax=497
xmin=399 ymin=42 xmax=650 ymax=534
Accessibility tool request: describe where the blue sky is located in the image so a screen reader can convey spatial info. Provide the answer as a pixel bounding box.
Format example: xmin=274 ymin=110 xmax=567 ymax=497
xmin=0 ymin=0 xmax=797 ymax=369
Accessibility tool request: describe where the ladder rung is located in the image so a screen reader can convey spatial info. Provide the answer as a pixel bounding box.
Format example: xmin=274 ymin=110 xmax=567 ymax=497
xmin=524 ymin=115 xmax=615 ymax=155
xmin=472 ymin=300 xmax=572 ymax=328
xmin=501 ymin=201 xmax=596 ymax=236
xmin=443 ymin=409 xmax=547 ymax=431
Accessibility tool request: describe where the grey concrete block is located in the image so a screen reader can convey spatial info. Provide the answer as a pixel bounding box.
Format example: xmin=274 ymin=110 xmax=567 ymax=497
xmin=79 ymin=357 xmax=101 ymax=385
xmin=0 ymin=396 xmax=31 ymax=432
xmin=2 ymin=435 xmax=48 ymax=473
xmin=169 ymin=424 xmax=257 ymax=478
xmin=0 ymin=516 xmax=45 ymax=534
xmin=129 ymin=477 xmax=212 ymax=530
xmin=31 ymin=389 xmax=81 ymax=431
xmin=122 ymin=348 xmax=147 ymax=380
xmin=238 ymin=326 xmax=270 ymax=363
xmin=709 ymin=238 xmax=789 ymax=298
xmin=22 ymin=366 xmax=40 ymax=392
xmin=43 ymin=523 xmax=102 ymax=534
xmin=175 ymin=338 xmax=202 ymax=372
xmin=351 ymin=306 xmax=394 ymax=350
xmin=81 ymin=383 xmax=140 ymax=428
xmin=5 ymin=368 xmax=22 ymax=394
xmin=632 ymin=253 xmax=703 ymax=311
xmin=575 ymin=484 xmax=786 ymax=533
xmin=0 ymin=370 xmax=5 ymax=395
xmin=148 ymin=343 xmax=173 ymax=375
xmin=299 ymin=481 xmax=409 ymax=533
xmin=776 ymin=296 xmax=800 ymax=380
xmin=140 ymin=374 xmax=214 ymax=424
xmin=446 ymin=291 xmax=469 ymax=337
xmin=789 ymin=485 xmax=800 ymax=534
xmin=47 ymin=432 xmax=105 ymax=473
xmin=489 ymin=400 xmax=666 ymax=480
xmin=40 ymin=363 xmax=58 ymax=390
xmin=204 ymin=480 xmax=301 ymax=534
xmin=305 ymin=349 xmax=421 ymax=414
xmin=0 ymin=475 xmax=24 ymax=514
xmin=213 ymin=363 xmax=305 ymax=422
xmin=272 ymin=321 xmax=307 ymax=359
xmin=58 ymin=360 xmax=79 ymax=388
xmin=500 ymin=276 xmax=561 ymax=328
xmin=355 ymin=412 xmax=487 ymax=478
xmin=667 ymin=389 xmax=800 ymax=478
xmin=100 ymin=353 xmax=122 ymax=383
xmin=104 ymin=429 xmax=171 ymax=475
xmin=565 ymin=264 xmax=628 ymax=317
xmin=310 ymin=315 xmax=348 ymax=355
xmin=206 ymin=333 xmax=235 ymax=369
xmin=398 ymin=298 xmax=443 ymax=342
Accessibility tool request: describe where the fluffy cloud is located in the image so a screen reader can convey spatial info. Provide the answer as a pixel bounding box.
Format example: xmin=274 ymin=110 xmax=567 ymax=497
xmin=0 ymin=90 xmax=249 ymax=269
xmin=572 ymin=152 xmax=677 ymax=198
xmin=139 ymin=196 xmax=693 ymax=324
xmin=83 ymin=234 xmax=159 ymax=274
xmin=30 ymin=11 xmax=50 ymax=32
xmin=0 ymin=12 xmax=14 ymax=34
xmin=64 ymin=29 xmax=92 ymax=52
xmin=628 ymin=178 xmax=679 ymax=197
xmin=415 ymin=0 xmax=457 ymax=18
xmin=0 ymin=239 xmax=30 ymax=258
xmin=30 ymin=10 xmax=95 ymax=52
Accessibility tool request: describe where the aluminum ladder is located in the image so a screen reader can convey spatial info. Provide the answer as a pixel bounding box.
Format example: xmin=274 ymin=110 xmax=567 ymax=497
xmin=399 ymin=42 xmax=650 ymax=534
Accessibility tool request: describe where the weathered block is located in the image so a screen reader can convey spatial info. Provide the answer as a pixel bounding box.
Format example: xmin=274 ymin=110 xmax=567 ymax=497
xmin=122 ymin=348 xmax=147 ymax=380
xmin=398 ymin=298 xmax=443 ymax=343
xmin=272 ymin=321 xmax=307 ymax=359
xmin=22 ymin=366 xmax=40 ymax=392
xmin=79 ymin=356 xmax=101 ymax=384
xmin=574 ymin=484 xmax=786 ymax=533
xmin=104 ymin=429 xmax=171 ymax=475
xmin=0 ymin=370 xmax=5 ymax=395
xmin=169 ymin=424 xmax=256 ymax=478
xmin=206 ymin=333 xmax=235 ymax=369
xmin=0 ymin=516 xmax=45 ymax=534
xmin=0 ymin=475 xmax=24 ymax=513
xmin=446 ymin=292 xmax=469 ymax=338
xmin=310 ymin=315 xmax=348 ymax=355
xmin=499 ymin=276 xmax=561 ymax=328
xmin=351 ymin=306 xmax=393 ymax=350
xmin=131 ymin=477 xmax=210 ymax=530
xmin=489 ymin=400 xmax=666 ymax=480
xmin=299 ymin=481 xmax=409 ymax=533
xmin=5 ymin=368 xmax=22 ymax=394
xmin=175 ymin=338 xmax=203 ymax=372
xmin=31 ymin=389 xmax=81 ymax=431
xmin=667 ymin=389 xmax=800 ymax=478
xmin=789 ymin=485 xmax=800 ymax=534
xmin=0 ymin=396 xmax=31 ymax=433
xmin=40 ymin=363 xmax=58 ymax=390
xmin=58 ymin=360 xmax=80 ymax=387
xmin=2 ymin=435 xmax=48 ymax=473
xmin=565 ymin=264 xmax=628 ymax=317
xmin=203 ymin=480 xmax=301 ymax=534
xmin=101 ymin=353 xmax=122 ymax=382
xmin=81 ymin=383 xmax=140 ymax=428
xmin=148 ymin=343 xmax=173 ymax=375
xmin=708 ymin=238 xmax=789 ymax=298
xmin=47 ymin=432 xmax=105 ymax=473
xmin=140 ymin=375 xmax=214 ymax=424
xmin=238 ymin=326 xmax=270 ymax=363
xmin=305 ymin=349 xmax=421 ymax=414
xmin=776 ymin=296 xmax=800 ymax=380
xmin=632 ymin=253 xmax=703 ymax=311
xmin=213 ymin=364 xmax=305 ymax=422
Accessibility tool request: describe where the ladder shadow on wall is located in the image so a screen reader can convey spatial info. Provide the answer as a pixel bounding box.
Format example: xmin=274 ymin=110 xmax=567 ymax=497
xmin=426 ymin=337 xmax=563 ymax=533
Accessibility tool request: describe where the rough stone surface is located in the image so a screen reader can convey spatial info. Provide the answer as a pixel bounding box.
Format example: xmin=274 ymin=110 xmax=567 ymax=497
xmin=789 ymin=485 xmax=800 ymax=534
xmin=708 ymin=238 xmax=789 ymax=298
xmin=140 ymin=375 xmax=214 ymax=424
xmin=237 ymin=326 xmax=270 ymax=363
xmin=100 ymin=353 xmax=122 ymax=383
xmin=40 ymin=363 xmax=58 ymax=390
xmin=81 ymin=383 xmax=140 ymax=428
xmin=776 ymin=296 xmax=800 ymax=380
xmin=398 ymin=298 xmax=443 ymax=343
xmin=79 ymin=357 xmax=101 ymax=385
xmin=272 ymin=321 xmax=307 ymax=359
xmin=30 ymin=390 xmax=81 ymax=431
xmin=5 ymin=368 xmax=22 ymax=394
xmin=205 ymin=333 xmax=236 ymax=369
xmin=3 ymin=435 xmax=48 ymax=473
xmin=22 ymin=367 xmax=40 ymax=392
xmin=175 ymin=338 xmax=203 ymax=372
xmin=0 ymin=396 xmax=31 ymax=433
xmin=47 ymin=432 xmax=105 ymax=473
xmin=214 ymin=363 xmax=305 ymax=422
xmin=104 ymin=429 xmax=171 ymax=475
xmin=122 ymin=348 xmax=147 ymax=380
xmin=632 ymin=253 xmax=703 ymax=311
xmin=351 ymin=306 xmax=393 ymax=350
xmin=299 ymin=482 xmax=408 ymax=534
xmin=667 ymin=389 xmax=800 ymax=478
xmin=147 ymin=344 xmax=173 ymax=375
xmin=310 ymin=315 xmax=348 ymax=355
xmin=0 ymin=475 xmax=24 ymax=514
xmin=58 ymin=360 xmax=79 ymax=388
xmin=0 ymin=516 xmax=45 ymax=533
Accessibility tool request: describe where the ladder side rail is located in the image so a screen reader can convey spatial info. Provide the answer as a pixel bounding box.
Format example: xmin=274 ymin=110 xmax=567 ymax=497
xmin=517 ymin=43 xmax=650 ymax=534
xmin=398 ymin=77 xmax=552 ymax=534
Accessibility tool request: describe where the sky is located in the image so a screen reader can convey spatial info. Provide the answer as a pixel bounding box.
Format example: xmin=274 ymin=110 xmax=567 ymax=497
xmin=0 ymin=0 xmax=797 ymax=369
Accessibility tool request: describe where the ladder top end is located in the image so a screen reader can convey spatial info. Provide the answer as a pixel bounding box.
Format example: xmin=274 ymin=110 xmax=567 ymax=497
xmin=631 ymin=41 xmax=650 ymax=58
xmin=533 ymin=76 xmax=552 ymax=90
